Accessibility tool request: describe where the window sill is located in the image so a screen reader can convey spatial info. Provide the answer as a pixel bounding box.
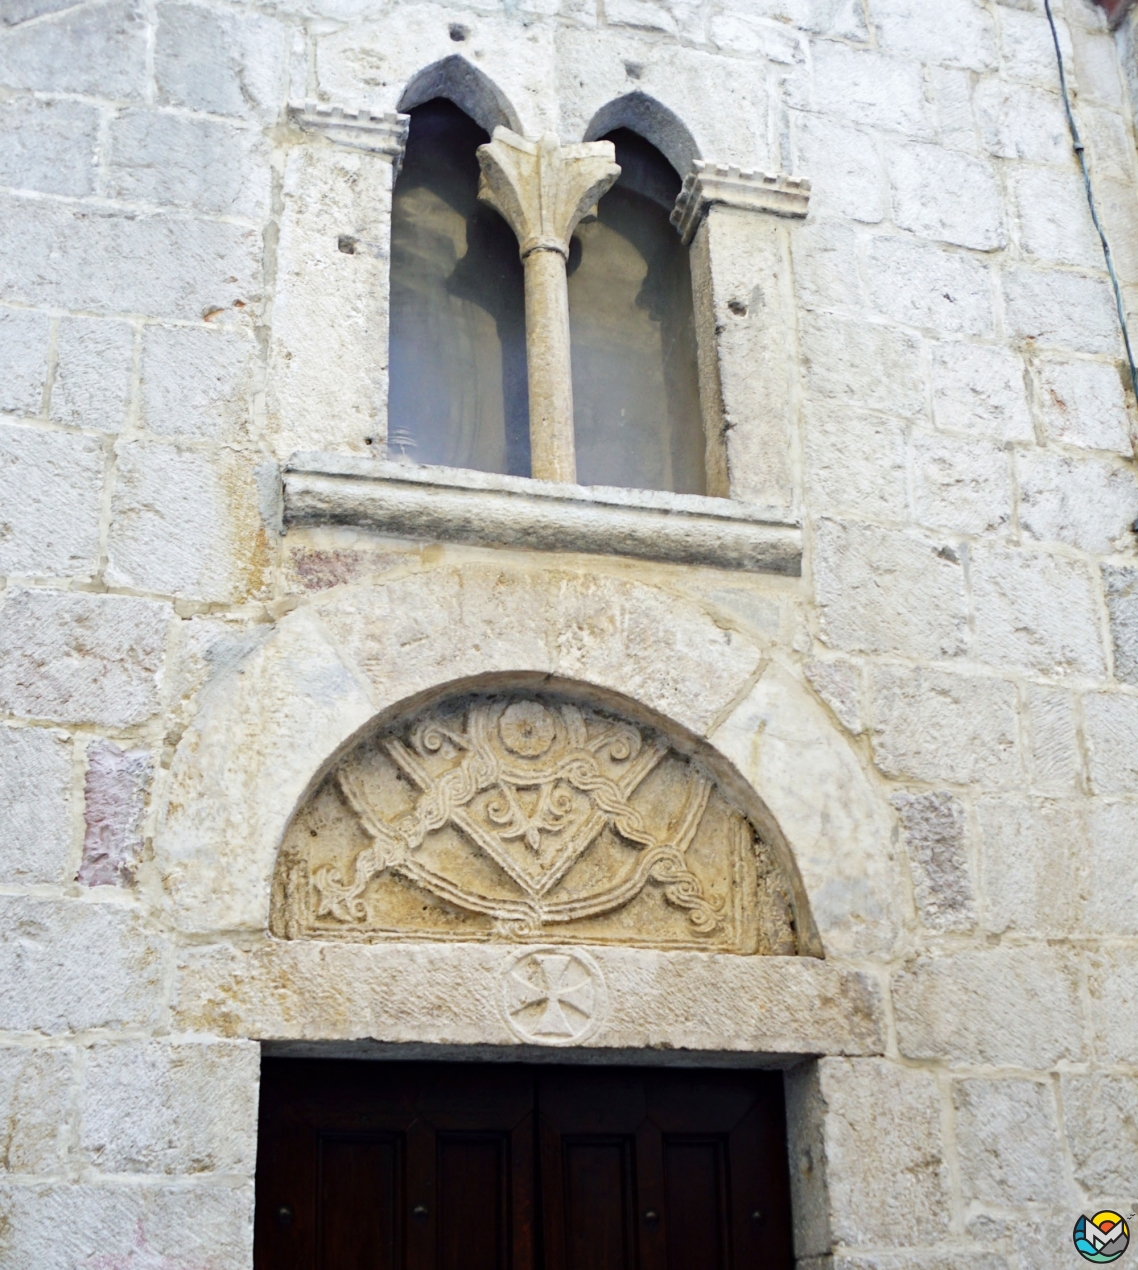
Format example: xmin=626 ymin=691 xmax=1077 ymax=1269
xmin=283 ymin=454 xmax=802 ymax=576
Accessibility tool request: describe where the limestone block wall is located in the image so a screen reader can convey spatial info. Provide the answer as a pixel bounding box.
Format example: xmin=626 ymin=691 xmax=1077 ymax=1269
xmin=0 ymin=0 xmax=1136 ymax=1267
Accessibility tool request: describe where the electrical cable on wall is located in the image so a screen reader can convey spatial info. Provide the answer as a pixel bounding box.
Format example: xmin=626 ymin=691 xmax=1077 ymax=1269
xmin=1044 ymin=0 xmax=1138 ymax=395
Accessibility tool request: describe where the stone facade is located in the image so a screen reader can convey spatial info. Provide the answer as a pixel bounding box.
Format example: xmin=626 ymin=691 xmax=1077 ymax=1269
xmin=1 ymin=0 xmax=1137 ymax=1267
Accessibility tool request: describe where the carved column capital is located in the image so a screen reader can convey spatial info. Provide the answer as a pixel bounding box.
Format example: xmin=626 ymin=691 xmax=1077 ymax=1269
xmin=671 ymin=161 xmax=811 ymax=244
xmin=290 ymin=101 xmax=410 ymax=172
xmin=476 ymin=128 xmax=621 ymax=259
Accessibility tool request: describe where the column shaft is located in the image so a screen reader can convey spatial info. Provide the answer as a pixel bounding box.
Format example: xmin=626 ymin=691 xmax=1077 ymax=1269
xmin=523 ymin=247 xmax=576 ymax=483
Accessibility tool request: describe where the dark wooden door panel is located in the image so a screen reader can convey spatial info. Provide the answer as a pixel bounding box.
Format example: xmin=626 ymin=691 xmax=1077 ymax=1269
xmin=255 ymin=1059 xmax=793 ymax=1270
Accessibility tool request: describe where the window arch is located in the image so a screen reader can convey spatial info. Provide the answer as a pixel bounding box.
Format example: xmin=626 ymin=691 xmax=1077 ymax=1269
xmin=567 ymin=127 xmax=705 ymax=494
xmin=387 ymin=93 xmax=530 ymax=475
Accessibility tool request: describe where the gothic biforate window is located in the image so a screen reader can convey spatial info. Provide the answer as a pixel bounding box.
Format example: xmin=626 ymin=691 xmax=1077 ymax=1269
xmin=388 ymin=98 xmax=530 ymax=476
xmin=388 ymin=92 xmax=706 ymax=496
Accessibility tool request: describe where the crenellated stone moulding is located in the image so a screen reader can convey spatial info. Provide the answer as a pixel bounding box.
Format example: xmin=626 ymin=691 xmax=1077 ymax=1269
xmin=271 ymin=689 xmax=805 ymax=956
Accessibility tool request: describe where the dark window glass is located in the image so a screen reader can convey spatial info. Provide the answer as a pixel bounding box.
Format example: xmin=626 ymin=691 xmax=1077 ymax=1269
xmin=388 ymin=98 xmax=530 ymax=475
xmin=568 ymin=128 xmax=705 ymax=495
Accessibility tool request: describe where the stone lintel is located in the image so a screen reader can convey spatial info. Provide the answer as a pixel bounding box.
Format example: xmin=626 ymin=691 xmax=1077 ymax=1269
xmin=671 ymin=161 xmax=812 ymax=244
xmin=174 ymin=942 xmax=886 ymax=1058
xmin=290 ymin=100 xmax=410 ymax=165
xmin=283 ymin=454 xmax=803 ymax=576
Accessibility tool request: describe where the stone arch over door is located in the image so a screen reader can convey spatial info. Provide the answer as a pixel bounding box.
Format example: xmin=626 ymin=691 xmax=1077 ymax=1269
xmin=157 ymin=564 xmax=903 ymax=966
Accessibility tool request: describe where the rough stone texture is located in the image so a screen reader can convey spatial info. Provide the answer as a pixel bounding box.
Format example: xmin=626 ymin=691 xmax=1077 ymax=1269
xmin=49 ymin=318 xmax=134 ymax=432
xmin=930 ymin=342 xmax=1033 ymax=442
xmin=800 ymin=313 xmax=925 ymax=418
xmin=815 ymin=522 xmax=968 ymax=660
xmin=0 ymin=589 xmax=170 ymax=728
xmin=803 ymin=406 xmax=908 ymax=522
xmin=953 ymin=1080 xmax=1065 ymax=1204
xmin=0 ymin=307 xmax=49 ymax=417
xmin=890 ymin=791 xmax=974 ymax=932
xmin=139 ymin=325 xmax=254 ymax=441
xmin=803 ymin=657 xmax=862 ymax=734
xmin=78 ymin=740 xmax=152 ymax=888
xmin=1060 ymin=1074 xmax=1138 ymax=1195
xmin=870 ymin=666 xmax=1021 ymax=787
xmin=888 ymin=143 xmax=1005 ymax=250
xmin=1103 ymin=564 xmax=1138 ymax=685
xmin=864 ymin=236 xmax=994 ymax=335
xmin=1086 ymin=946 xmax=1138 ymax=1065
xmin=0 ymin=1047 xmax=71 ymax=1174
xmin=80 ymin=1041 xmax=259 ymax=1175
xmin=893 ymin=946 xmax=1084 ymax=1066
xmin=1025 ymin=685 xmax=1080 ymax=793
xmin=976 ymin=797 xmax=1081 ymax=937
xmin=106 ymin=442 xmax=266 ymax=603
xmin=0 ymin=0 xmax=147 ymax=98
xmin=0 ymin=725 xmax=72 ymax=885
xmin=816 ymin=1059 xmax=951 ymax=1247
xmin=1002 ymin=266 xmax=1121 ymax=354
xmin=1083 ymin=690 xmax=1138 ymax=794
xmin=1083 ymin=802 xmax=1138 ymax=936
xmin=1036 ymin=356 xmax=1134 ymax=454
xmin=1018 ymin=450 xmax=1138 ymax=554
xmin=910 ymin=434 xmax=1012 ymax=536
xmin=0 ymin=896 xmax=164 ymax=1034
xmin=0 ymin=97 xmax=99 ymax=199
xmin=971 ymin=545 xmax=1106 ymax=676
xmin=0 ymin=422 xmax=103 ymax=577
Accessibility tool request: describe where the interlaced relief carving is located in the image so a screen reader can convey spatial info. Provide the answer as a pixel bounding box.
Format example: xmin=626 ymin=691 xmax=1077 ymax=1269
xmin=272 ymin=691 xmax=801 ymax=955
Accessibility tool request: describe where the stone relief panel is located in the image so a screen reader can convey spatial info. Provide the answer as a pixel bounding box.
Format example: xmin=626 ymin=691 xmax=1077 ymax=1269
xmin=271 ymin=690 xmax=802 ymax=955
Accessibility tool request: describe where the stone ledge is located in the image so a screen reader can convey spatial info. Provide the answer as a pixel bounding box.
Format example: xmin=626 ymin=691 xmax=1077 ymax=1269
xmin=283 ymin=455 xmax=803 ymax=576
xmin=174 ymin=941 xmax=885 ymax=1058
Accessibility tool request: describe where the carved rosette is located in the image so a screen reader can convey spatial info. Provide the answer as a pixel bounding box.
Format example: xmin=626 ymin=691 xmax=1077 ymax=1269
xmin=272 ymin=691 xmax=801 ymax=955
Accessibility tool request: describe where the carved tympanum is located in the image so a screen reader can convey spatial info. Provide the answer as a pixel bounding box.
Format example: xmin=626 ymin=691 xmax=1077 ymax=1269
xmin=272 ymin=691 xmax=800 ymax=954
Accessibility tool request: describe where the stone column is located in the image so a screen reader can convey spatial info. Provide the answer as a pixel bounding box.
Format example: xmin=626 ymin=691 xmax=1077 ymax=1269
xmin=672 ymin=164 xmax=811 ymax=508
xmin=477 ymin=129 xmax=620 ymax=483
xmin=268 ymin=103 xmax=408 ymax=459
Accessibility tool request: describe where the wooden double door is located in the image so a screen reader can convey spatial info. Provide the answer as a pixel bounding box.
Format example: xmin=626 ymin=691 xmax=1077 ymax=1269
xmin=255 ymin=1059 xmax=794 ymax=1270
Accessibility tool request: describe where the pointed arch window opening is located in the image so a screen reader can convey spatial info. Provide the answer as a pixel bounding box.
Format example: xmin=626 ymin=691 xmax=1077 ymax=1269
xmin=388 ymin=102 xmax=707 ymax=496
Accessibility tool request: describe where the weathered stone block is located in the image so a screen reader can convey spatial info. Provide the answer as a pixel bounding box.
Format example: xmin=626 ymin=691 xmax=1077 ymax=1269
xmin=974 ymin=80 xmax=1071 ymax=164
xmin=0 ymin=307 xmax=49 ymax=417
xmin=803 ymin=657 xmax=863 ymax=735
xmin=890 ymin=790 xmax=974 ymax=932
xmin=2 ymin=0 xmax=79 ymax=24
xmin=80 ymin=1040 xmax=259 ymax=1175
xmin=800 ymin=312 xmax=925 ymax=417
xmin=1018 ymin=450 xmax=1138 ymax=554
xmin=0 ymin=0 xmax=147 ymax=98
xmin=50 ymin=318 xmax=134 ymax=432
xmin=0 ymin=725 xmax=72 ymax=885
xmin=0 ymin=589 xmax=170 ymax=727
xmin=815 ymin=522 xmax=968 ymax=660
xmin=810 ymin=43 xmax=932 ymax=137
xmin=870 ymin=665 xmax=1021 ymax=786
xmin=888 ymin=142 xmax=1005 ymax=250
xmin=1036 ymin=356 xmax=1133 ymax=454
xmin=714 ymin=0 xmax=865 ymax=39
xmin=155 ymin=0 xmax=289 ymax=123
xmin=606 ymin=0 xmax=702 ymax=37
xmin=871 ymin=0 xmax=997 ymax=70
xmin=0 ymin=193 xmax=260 ymax=322
xmin=971 ymin=544 xmax=1106 ymax=677
xmin=0 ymin=896 xmax=164 ymax=1033
xmin=1069 ymin=21 xmax=1125 ymax=107
xmin=1103 ymin=565 xmax=1138 ymax=686
xmin=1012 ymin=166 xmax=1106 ymax=270
xmin=1083 ymin=803 xmax=1138 ymax=936
xmin=1083 ymin=691 xmax=1138 ymax=794
xmin=1026 ymin=684 xmax=1080 ymax=792
xmin=953 ymin=1079 xmax=1065 ymax=1203
xmin=0 ymin=1048 xmax=71 ymax=1173
xmin=0 ymin=97 xmax=99 ymax=198
xmin=977 ymin=797 xmax=1081 ymax=936
xmin=998 ymin=5 xmax=1074 ymax=87
xmin=791 ymin=114 xmax=885 ymax=223
xmin=930 ymin=65 xmax=979 ymax=154
xmin=78 ymin=740 xmax=152 ymax=888
xmin=0 ymin=1182 xmax=254 ymax=1270
xmin=893 ymin=946 xmax=1084 ymax=1065
xmin=105 ymin=110 xmax=272 ymax=220
xmin=106 ymin=442 xmax=266 ymax=603
xmin=1002 ymin=266 xmax=1120 ymax=355
xmin=930 ymin=341 xmax=1033 ymax=442
xmin=816 ymin=1058 xmax=950 ymax=1246
xmin=866 ymin=236 xmax=994 ymax=335
xmin=911 ymin=434 xmax=1011 ymax=535
xmin=1086 ymin=947 xmax=1138 ymax=1065
xmin=0 ymin=421 xmax=103 ymax=577
xmin=803 ymin=405 xmax=908 ymax=522
xmin=784 ymin=1062 xmax=830 ymax=1260
xmin=791 ymin=220 xmax=863 ymax=312
xmin=1061 ymin=1075 xmax=1138 ymax=1195
xmin=140 ymin=325 xmax=253 ymax=441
